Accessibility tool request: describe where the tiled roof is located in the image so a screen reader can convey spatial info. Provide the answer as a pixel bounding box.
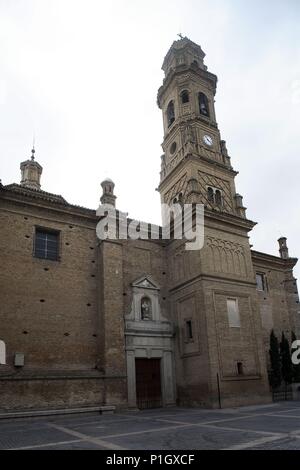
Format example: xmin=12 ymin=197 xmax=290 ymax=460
xmin=3 ymin=183 xmax=68 ymax=205
xmin=1 ymin=183 xmax=96 ymax=215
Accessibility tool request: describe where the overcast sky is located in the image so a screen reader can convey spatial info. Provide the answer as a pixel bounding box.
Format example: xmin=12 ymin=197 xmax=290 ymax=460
xmin=0 ymin=0 xmax=299 ymax=279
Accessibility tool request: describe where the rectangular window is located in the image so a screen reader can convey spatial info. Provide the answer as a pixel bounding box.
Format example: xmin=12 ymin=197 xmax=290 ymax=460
xmin=256 ymin=273 xmax=266 ymax=291
xmin=227 ymin=298 xmax=240 ymax=328
xmin=34 ymin=228 xmax=59 ymax=261
xmin=237 ymin=361 xmax=244 ymax=375
xmin=185 ymin=320 xmax=193 ymax=340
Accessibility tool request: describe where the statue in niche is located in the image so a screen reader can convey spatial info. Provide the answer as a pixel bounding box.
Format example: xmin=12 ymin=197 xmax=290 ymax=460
xmin=161 ymin=154 xmax=166 ymax=169
xmin=184 ymin=124 xmax=196 ymax=154
xmin=141 ymin=297 xmax=152 ymax=320
xmin=220 ymin=140 xmax=228 ymax=157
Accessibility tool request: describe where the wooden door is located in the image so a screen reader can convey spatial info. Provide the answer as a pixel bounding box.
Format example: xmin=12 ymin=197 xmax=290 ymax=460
xmin=135 ymin=358 xmax=162 ymax=409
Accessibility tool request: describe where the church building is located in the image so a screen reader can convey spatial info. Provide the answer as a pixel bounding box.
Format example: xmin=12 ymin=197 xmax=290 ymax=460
xmin=0 ymin=37 xmax=299 ymax=411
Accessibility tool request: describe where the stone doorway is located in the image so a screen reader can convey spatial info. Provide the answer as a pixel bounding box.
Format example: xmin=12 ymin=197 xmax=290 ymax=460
xmin=125 ymin=275 xmax=176 ymax=409
xmin=135 ymin=358 xmax=162 ymax=409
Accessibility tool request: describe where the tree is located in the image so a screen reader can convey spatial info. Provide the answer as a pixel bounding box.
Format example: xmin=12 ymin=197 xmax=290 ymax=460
xmin=291 ymin=331 xmax=300 ymax=383
xmin=269 ymin=330 xmax=282 ymax=389
xmin=280 ymin=332 xmax=293 ymax=385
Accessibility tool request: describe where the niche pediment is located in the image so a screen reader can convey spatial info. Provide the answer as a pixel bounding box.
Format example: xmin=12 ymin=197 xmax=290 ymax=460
xmin=131 ymin=275 xmax=160 ymax=291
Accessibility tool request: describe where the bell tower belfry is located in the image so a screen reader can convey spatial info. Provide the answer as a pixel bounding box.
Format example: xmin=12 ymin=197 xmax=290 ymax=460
xmin=157 ymin=37 xmax=246 ymax=218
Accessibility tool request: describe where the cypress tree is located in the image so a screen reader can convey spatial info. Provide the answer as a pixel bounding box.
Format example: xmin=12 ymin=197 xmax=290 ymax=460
xmin=269 ymin=330 xmax=282 ymax=389
xmin=280 ymin=332 xmax=293 ymax=385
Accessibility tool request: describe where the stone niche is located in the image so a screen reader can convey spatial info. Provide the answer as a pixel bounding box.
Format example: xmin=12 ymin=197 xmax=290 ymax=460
xmin=126 ymin=276 xmax=162 ymax=323
xmin=125 ymin=275 xmax=176 ymax=408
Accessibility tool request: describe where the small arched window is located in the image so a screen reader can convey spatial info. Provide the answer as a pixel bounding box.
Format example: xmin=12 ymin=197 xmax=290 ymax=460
xmin=198 ymin=92 xmax=210 ymax=117
xmin=167 ymin=100 xmax=175 ymax=127
xmin=170 ymin=141 xmax=177 ymax=155
xmin=215 ymin=190 xmax=222 ymax=206
xmin=207 ymin=187 xmax=214 ymax=203
xmin=141 ymin=297 xmax=152 ymax=320
xmin=180 ymin=90 xmax=189 ymax=104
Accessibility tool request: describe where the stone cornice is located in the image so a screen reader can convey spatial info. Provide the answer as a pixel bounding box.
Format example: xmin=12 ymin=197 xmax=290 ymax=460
xmin=158 ymin=153 xmax=238 ymax=192
xmin=169 ymin=272 xmax=257 ymax=293
xmin=157 ymin=64 xmax=217 ymax=107
xmin=3 ymin=183 xmax=67 ymax=204
xmin=251 ymin=249 xmax=298 ymax=269
xmin=0 ymin=183 xmax=97 ymax=220
xmin=162 ymin=114 xmax=219 ymax=144
xmin=204 ymin=208 xmax=256 ymax=232
xmin=0 ymin=371 xmax=126 ymax=381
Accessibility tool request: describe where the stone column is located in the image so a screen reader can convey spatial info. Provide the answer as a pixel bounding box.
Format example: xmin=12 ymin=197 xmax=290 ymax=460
xmin=126 ymin=350 xmax=137 ymax=408
xmin=162 ymin=351 xmax=176 ymax=406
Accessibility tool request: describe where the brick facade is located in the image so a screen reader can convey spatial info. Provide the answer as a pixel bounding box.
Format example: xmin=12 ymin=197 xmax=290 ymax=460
xmin=0 ymin=37 xmax=299 ymax=410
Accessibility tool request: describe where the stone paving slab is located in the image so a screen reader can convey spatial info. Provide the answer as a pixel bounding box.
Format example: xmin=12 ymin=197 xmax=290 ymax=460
xmin=247 ymin=437 xmax=300 ymax=450
xmin=270 ymin=408 xmax=300 ymax=417
xmin=0 ymin=402 xmax=299 ymax=450
xmin=68 ymin=417 xmax=183 ymax=435
xmin=30 ymin=441 xmax=108 ymax=450
xmin=99 ymin=426 xmax=267 ymax=450
xmin=0 ymin=428 xmax=77 ymax=450
xmin=212 ymin=414 xmax=300 ymax=434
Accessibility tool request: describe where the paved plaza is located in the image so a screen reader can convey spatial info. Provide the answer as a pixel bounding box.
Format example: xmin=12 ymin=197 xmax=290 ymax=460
xmin=0 ymin=402 xmax=300 ymax=450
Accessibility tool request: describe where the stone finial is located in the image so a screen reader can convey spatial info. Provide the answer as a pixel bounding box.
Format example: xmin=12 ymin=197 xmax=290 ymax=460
xmin=235 ymin=194 xmax=246 ymax=218
xmin=20 ymin=147 xmax=43 ymax=190
xmin=220 ymin=140 xmax=228 ymax=157
xmin=278 ymin=237 xmax=289 ymax=260
xmin=100 ymin=178 xmax=116 ymax=207
xmin=235 ymin=194 xmax=243 ymax=208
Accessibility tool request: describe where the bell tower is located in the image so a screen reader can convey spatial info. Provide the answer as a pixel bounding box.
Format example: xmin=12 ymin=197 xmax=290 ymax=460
xmin=157 ymin=37 xmax=246 ymax=218
xmin=156 ymin=38 xmax=271 ymax=409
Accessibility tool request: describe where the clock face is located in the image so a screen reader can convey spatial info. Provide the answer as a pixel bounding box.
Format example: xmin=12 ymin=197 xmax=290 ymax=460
xmin=203 ymin=135 xmax=213 ymax=146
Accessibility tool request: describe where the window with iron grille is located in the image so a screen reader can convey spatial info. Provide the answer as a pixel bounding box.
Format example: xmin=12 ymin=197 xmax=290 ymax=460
xmin=227 ymin=298 xmax=240 ymax=328
xmin=256 ymin=273 xmax=266 ymax=291
xmin=237 ymin=361 xmax=244 ymax=375
xmin=185 ymin=320 xmax=193 ymax=341
xmin=34 ymin=228 xmax=59 ymax=261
